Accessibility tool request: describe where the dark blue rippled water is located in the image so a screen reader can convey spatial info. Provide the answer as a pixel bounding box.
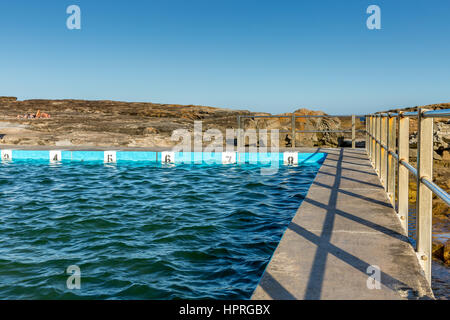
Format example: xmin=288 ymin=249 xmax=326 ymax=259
xmin=0 ymin=161 xmax=320 ymax=299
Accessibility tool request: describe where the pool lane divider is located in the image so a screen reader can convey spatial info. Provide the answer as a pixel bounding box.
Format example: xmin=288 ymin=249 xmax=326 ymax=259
xmin=0 ymin=149 xmax=326 ymax=165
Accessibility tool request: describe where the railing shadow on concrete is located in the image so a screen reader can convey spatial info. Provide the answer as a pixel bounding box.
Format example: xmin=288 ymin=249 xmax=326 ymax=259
xmin=258 ymin=272 xmax=297 ymax=300
xmin=259 ymin=149 xmax=426 ymax=299
xmin=301 ymin=148 xmax=343 ymax=299
xmin=240 ymin=109 xmax=450 ymax=286
xmin=286 ymin=221 xmax=423 ymax=299
xmin=321 ymin=162 xmax=377 ymax=176
xmin=317 ymin=170 xmax=381 ymax=189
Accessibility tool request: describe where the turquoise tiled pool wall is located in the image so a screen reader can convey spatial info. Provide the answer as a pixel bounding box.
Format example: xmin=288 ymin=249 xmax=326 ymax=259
xmin=0 ymin=150 xmax=327 ymax=165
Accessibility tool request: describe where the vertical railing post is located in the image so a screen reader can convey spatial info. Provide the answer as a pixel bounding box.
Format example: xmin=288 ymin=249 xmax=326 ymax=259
xmin=375 ymin=115 xmax=380 ymax=175
xmin=291 ymin=113 xmax=296 ymax=150
xmin=387 ymin=115 xmax=396 ymax=206
xmin=398 ymin=112 xmax=409 ymax=233
xmin=416 ymin=108 xmax=433 ymax=284
xmin=237 ymin=116 xmax=240 ymax=151
xmin=383 ymin=114 xmax=391 ymax=190
xmin=352 ymin=115 xmax=356 ymax=149
xmin=378 ymin=115 xmax=382 ymax=175
xmin=380 ymin=115 xmax=387 ymax=188
xmin=237 ymin=115 xmax=241 ymax=151
xmin=367 ymin=116 xmax=370 ymax=157
xmin=367 ymin=116 xmax=371 ymax=159
xmin=393 ymin=117 xmax=398 ymax=210
xmin=371 ymin=116 xmax=374 ymax=162
xmin=364 ymin=116 xmax=370 ymax=160
xmin=241 ymin=118 xmax=245 ymax=152
xmin=371 ymin=116 xmax=376 ymax=165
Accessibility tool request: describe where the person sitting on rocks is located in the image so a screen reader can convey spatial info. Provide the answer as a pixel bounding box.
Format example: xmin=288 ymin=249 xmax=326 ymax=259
xmin=17 ymin=113 xmax=32 ymax=119
xmin=16 ymin=110 xmax=51 ymax=119
xmin=35 ymin=110 xmax=51 ymax=118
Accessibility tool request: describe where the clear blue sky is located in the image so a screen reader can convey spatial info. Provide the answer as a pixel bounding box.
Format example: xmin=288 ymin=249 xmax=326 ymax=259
xmin=0 ymin=0 xmax=449 ymax=114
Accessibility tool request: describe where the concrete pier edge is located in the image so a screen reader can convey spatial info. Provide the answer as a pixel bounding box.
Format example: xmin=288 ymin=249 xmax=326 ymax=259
xmin=252 ymin=148 xmax=434 ymax=300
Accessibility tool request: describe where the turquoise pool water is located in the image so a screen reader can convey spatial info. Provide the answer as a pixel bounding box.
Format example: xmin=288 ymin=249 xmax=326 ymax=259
xmin=0 ymin=160 xmax=322 ymax=299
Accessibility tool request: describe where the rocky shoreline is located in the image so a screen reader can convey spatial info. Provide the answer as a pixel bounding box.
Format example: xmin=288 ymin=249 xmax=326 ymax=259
xmin=0 ymin=97 xmax=348 ymax=148
xmin=1 ymin=97 xmax=449 ymax=265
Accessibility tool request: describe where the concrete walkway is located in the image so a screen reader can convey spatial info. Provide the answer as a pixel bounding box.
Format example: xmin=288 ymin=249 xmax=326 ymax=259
xmin=252 ymin=148 xmax=434 ymax=300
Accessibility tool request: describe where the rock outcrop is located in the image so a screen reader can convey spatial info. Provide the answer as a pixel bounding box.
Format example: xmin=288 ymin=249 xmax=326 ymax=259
xmin=292 ymin=108 xmax=342 ymax=147
xmin=409 ymin=120 xmax=450 ymax=150
xmin=242 ymin=108 xmax=343 ymax=147
xmin=0 ymin=98 xmax=253 ymax=148
xmin=433 ymin=240 xmax=450 ymax=266
xmin=0 ymin=98 xmax=348 ymax=148
xmin=0 ymin=96 xmax=18 ymax=102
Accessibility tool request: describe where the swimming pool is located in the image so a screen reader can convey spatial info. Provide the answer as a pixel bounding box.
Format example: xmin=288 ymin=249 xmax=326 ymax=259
xmin=0 ymin=152 xmax=325 ymax=299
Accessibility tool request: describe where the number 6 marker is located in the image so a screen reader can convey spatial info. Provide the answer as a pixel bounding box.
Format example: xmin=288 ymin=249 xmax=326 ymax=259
xmin=161 ymin=151 xmax=175 ymax=164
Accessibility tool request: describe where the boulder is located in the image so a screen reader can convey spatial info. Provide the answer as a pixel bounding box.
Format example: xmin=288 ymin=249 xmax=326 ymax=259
xmin=409 ymin=121 xmax=450 ymax=151
xmin=432 ymin=240 xmax=450 ymax=265
xmin=434 ymin=151 xmax=442 ymax=160
xmin=409 ymin=149 xmax=442 ymax=160
xmin=445 ymin=240 xmax=450 ymax=266
xmin=144 ymin=127 xmax=159 ymax=134
xmin=432 ymin=242 xmax=445 ymax=261
xmin=293 ymin=108 xmax=342 ymax=147
xmin=241 ymin=108 xmax=342 ymax=147
xmin=0 ymin=96 xmax=17 ymax=102
xmin=442 ymin=150 xmax=450 ymax=161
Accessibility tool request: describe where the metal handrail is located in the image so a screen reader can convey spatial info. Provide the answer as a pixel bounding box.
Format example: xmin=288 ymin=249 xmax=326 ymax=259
xmin=421 ymin=177 xmax=450 ymax=206
xmin=237 ymin=108 xmax=450 ymax=285
xmin=366 ymin=111 xmax=450 ymax=205
xmin=372 ymin=108 xmax=450 ymax=118
xmin=365 ymin=108 xmax=450 ymax=285
xmin=239 ymin=114 xmax=366 ymax=118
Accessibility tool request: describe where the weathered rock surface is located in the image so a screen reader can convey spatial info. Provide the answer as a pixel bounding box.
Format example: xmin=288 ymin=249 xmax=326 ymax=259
xmin=0 ymin=98 xmax=253 ymax=148
xmin=293 ymin=108 xmax=343 ymax=147
xmin=242 ymin=108 xmax=344 ymax=147
xmin=384 ymin=104 xmax=450 ymax=160
xmin=0 ymin=97 xmax=18 ymax=102
xmin=0 ymin=97 xmax=345 ymax=148
xmin=409 ymin=121 xmax=450 ymax=151
xmin=433 ymin=240 xmax=450 ymax=266
xmin=445 ymin=240 xmax=450 ymax=265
